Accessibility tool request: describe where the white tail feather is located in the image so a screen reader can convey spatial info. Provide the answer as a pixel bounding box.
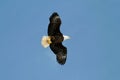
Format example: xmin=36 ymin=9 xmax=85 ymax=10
xmin=41 ymin=36 xmax=51 ymax=48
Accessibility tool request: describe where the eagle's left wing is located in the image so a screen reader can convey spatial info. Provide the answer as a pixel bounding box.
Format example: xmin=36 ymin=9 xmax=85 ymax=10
xmin=50 ymin=43 xmax=67 ymax=65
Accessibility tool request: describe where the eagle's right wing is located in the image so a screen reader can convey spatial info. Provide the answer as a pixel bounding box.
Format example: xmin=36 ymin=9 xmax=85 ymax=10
xmin=48 ymin=12 xmax=62 ymax=36
xmin=50 ymin=43 xmax=67 ymax=65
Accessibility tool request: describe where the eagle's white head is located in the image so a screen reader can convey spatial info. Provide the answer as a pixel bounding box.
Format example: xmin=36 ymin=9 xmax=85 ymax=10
xmin=63 ymin=35 xmax=70 ymax=41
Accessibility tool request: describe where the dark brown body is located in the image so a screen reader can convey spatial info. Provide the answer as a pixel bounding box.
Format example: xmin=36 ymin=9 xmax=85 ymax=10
xmin=47 ymin=12 xmax=67 ymax=65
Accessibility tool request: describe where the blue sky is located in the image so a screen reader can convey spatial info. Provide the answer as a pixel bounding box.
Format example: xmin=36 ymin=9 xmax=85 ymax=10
xmin=0 ymin=0 xmax=120 ymax=80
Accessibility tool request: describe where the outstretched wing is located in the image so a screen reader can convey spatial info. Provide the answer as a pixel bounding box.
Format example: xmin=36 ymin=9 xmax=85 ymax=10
xmin=50 ymin=43 xmax=67 ymax=65
xmin=48 ymin=12 xmax=62 ymax=36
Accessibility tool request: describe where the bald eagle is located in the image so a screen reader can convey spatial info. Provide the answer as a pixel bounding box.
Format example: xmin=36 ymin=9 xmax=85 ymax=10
xmin=41 ymin=12 xmax=70 ymax=65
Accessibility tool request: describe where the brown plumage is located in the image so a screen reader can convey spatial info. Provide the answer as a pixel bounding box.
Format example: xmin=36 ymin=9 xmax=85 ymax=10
xmin=41 ymin=12 xmax=70 ymax=65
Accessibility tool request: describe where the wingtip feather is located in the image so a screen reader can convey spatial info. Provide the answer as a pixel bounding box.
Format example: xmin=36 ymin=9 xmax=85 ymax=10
xmin=56 ymin=53 xmax=67 ymax=65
